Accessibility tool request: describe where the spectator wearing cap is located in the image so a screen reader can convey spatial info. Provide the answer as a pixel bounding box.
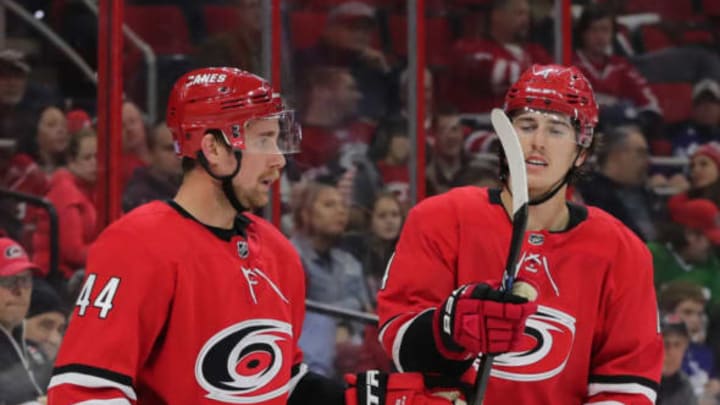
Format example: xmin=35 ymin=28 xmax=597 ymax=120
xmin=122 ymin=122 xmax=181 ymax=212
xmin=670 ymin=79 xmax=720 ymax=159
xmin=668 ymin=143 xmax=720 ymax=210
xmin=650 ymin=198 xmax=720 ymax=304
xmin=66 ymin=109 xmax=92 ymax=136
xmin=0 ymin=237 xmax=49 ymax=405
xmin=659 ymin=280 xmax=720 ymax=401
xmin=24 ymin=278 xmax=67 ymax=361
xmin=658 ymin=314 xmax=698 ymax=405
xmin=293 ymin=1 xmax=394 ymax=120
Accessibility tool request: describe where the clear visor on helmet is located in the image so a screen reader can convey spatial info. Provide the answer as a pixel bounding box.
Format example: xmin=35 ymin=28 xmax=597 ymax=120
xmin=227 ymin=110 xmax=302 ymax=155
xmin=510 ymin=107 xmax=593 ymax=148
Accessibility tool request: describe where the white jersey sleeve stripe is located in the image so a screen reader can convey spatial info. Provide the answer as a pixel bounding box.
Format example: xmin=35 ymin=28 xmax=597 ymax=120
xmin=288 ymin=363 xmax=308 ymax=396
xmin=583 ymin=401 xmax=624 ymax=405
xmin=588 ymin=382 xmax=656 ymax=403
xmin=74 ymin=399 xmax=133 ymax=405
xmin=49 ymin=373 xmax=137 ymax=401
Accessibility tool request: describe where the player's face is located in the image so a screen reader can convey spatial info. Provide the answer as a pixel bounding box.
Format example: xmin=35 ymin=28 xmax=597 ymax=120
xmin=307 ymin=186 xmax=348 ymax=238
xmin=662 ymin=333 xmax=688 ymax=376
xmin=232 ymin=118 xmax=286 ymax=210
xmin=512 ymin=110 xmax=585 ymax=198
xmin=690 ymin=155 xmax=719 ymax=189
xmin=25 ymin=311 xmax=66 ymax=359
xmin=674 ymin=299 xmax=705 ymax=337
xmin=371 ymin=196 xmax=403 ymax=241
xmin=0 ymin=270 xmax=32 ymax=331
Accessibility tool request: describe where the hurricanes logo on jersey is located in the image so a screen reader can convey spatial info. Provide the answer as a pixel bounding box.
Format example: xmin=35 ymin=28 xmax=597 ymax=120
xmin=489 ymin=305 xmax=576 ymax=382
xmin=195 ymin=319 xmax=293 ymax=403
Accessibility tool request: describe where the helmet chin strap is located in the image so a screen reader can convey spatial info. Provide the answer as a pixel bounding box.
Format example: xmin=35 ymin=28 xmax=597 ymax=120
xmin=527 ymin=149 xmax=582 ymax=206
xmin=197 ymin=150 xmax=248 ymax=213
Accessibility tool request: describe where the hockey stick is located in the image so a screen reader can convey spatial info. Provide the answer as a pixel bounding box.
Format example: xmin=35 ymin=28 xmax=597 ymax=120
xmin=470 ymin=109 xmax=533 ymax=405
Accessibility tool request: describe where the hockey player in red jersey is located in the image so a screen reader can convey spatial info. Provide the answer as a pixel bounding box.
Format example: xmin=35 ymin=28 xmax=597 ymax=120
xmin=377 ymin=64 xmax=663 ymax=404
xmin=47 ymin=67 xmax=465 ymax=405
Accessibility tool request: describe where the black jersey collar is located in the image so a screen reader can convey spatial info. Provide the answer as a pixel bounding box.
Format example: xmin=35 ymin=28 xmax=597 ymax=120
xmin=165 ymin=200 xmax=252 ymax=241
xmin=487 ymin=188 xmax=587 ymax=233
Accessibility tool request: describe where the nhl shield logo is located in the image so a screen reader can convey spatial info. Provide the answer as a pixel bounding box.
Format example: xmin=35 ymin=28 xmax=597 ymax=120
xmin=237 ymin=241 xmax=249 ymax=259
xmin=528 ymin=234 xmax=544 ymax=246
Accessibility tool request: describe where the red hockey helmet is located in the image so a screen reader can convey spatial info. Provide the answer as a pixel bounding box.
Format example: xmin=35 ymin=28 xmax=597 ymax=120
xmin=504 ymin=64 xmax=599 ymax=148
xmin=166 ymin=67 xmax=301 ymax=159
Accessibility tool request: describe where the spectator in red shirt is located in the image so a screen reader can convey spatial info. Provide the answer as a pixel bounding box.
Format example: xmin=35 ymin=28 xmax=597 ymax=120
xmin=18 ymin=105 xmax=69 ymax=175
xmin=573 ymin=4 xmax=662 ymax=127
xmin=443 ymin=0 xmax=552 ymax=113
xmin=33 ymin=129 xmax=98 ymax=279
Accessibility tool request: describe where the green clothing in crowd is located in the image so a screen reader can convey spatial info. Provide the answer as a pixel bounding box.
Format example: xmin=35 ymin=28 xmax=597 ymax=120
xmin=648 ymin=242 xmax=720 ymax=304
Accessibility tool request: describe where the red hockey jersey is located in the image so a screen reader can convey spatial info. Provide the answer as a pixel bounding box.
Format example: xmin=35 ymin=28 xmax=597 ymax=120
xmin=377 ymin=187 xmax=662 ymax=405
xmin=573 ymin=51 xmax=661 ymax=114
xmin=48 ymin=201 xmax=307 ymax=404
xmin=443 ymin=38 xmax=552 ymax=114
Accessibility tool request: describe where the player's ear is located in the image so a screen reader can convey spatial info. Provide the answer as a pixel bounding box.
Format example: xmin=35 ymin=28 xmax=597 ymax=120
xmin=200 ymin=132 xmax=223 ymax=164
xmin=575 ymin=148 xmax=589 ymax=168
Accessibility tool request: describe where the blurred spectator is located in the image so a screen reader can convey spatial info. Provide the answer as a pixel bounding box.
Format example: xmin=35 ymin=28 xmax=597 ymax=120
xmin=0 ymin=49 xmax=58 ymax=153
xmin=33 ymin=129 xmax=98 ymax=280
xmin=660 ymin=280 xmax=720 ymax=400
xmin=395 ymin=66 xmax=433 ymax=131
xmin=0 ymin=237 xmax=50 ymax=405
xmin=123 ymin=122 xmax=181 ymax=212
xmin=650 ymin=199 xmax=720 ymax=304
xmin=659 ymin=314 xmax=699 ymax=405
xmin=572 ymin=4 xmax=661 ymax=128
xmin=193 ymin=0 xmax=262 ymax=74
xmin=442 ymin=0 xmax=552 ymax=113
xmin=457 ymin=154 xmax=502 ymax=188
xmin=293 ymin=1 xmax=394 ymax=120
xmin=426 ymin=106 xmax=469 ymax=196
xmin=578 ymin=125 xmax=663 ymax=241
xmin=121 ymin=101 xmax=150 ymax=186
xmin=370 ymin=117 xmax=411 ymax=205
xmin=17 ymin=105 xmax=69 ymax=174
xmin=671 ymin=80 xmax=720 ymax=158
xmin=294 ymin=66 xmax=367 ymax=171
xmin=342 ymin=192 xmax=404 ymax=304
xmin=290 ymin=181 xmax=371 ymax=377
xmin=25 ymin=278 xmax=67 ymax=361
xmin=669 ymin=143 xmax=720 ymax=209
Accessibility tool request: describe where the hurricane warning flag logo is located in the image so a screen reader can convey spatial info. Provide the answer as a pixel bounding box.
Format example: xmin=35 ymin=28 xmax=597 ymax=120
xmin=195 ymin=319 xmax=293 ymax=403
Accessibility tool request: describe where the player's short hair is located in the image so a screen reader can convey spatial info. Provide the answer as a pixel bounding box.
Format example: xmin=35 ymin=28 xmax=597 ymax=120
xmin=180 ymin=130 xmax=233 ymax=177
xmin=658 ymin=280 xmax=708 ymax=313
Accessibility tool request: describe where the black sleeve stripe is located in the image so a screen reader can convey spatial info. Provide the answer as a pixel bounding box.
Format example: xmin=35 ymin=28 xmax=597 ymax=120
xmin=378 ymin=313 xmax=402 ymax=336
xmin=288 ymin=370 xmax=345 ymax=405
xmin=53 ymin=364 xmax=134 ymax=387
xmin=397 ymin=309 xmax=474 ymax=377
xmin=589 ymin=374 xmax=660 ymax=392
